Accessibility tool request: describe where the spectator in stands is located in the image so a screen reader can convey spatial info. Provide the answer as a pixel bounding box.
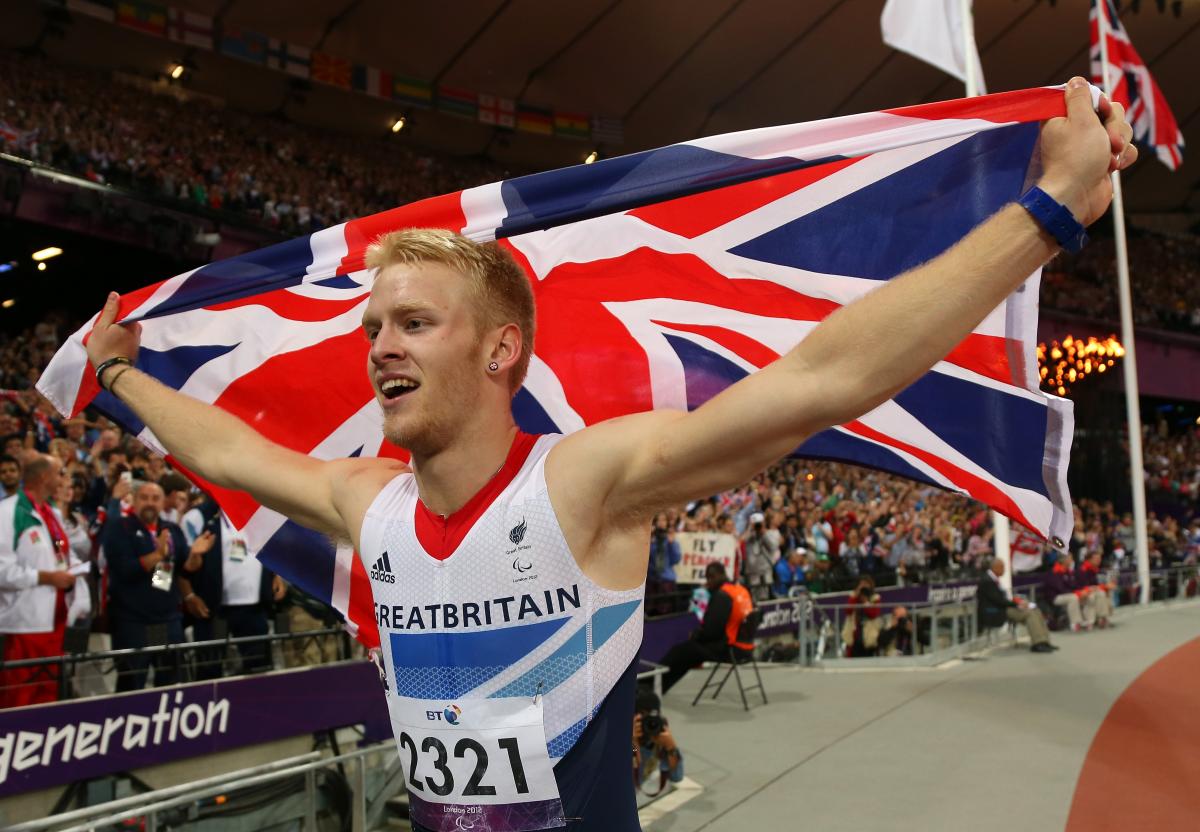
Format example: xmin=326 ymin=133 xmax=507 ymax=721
xmin=659 ymin=562 xmax=753 ymax=693
xmin=647 ymin=514 xmax=682 ymax=614
xmin=1044 ymin=553 xmax=1094 ymax=632
xmin=842 ymin=576 xmax=883 ymax=657
xmin=773 ymin=546 xmax=807 ymax=597
xmin=633 ymin=689 xmax=684 ymax=794
xmin=105 ymin=481 xmax=190 ymax=691
xmin=1076 ymin=551 xmax=1115 ymax=628
xmin=0 ymin=454 xmax=20 ymax=498
xmin=740 ymin=512 xmax=776 ymax=601
xmin=0 ymin=454 xmax=90 ymax=707
xmin=178 ymin=497 xmax=284 ymax=678
xmin=159 ymin=473 xmax=192 ymax=525
xmin=977 ymin=558 xmax=1056 ymax=653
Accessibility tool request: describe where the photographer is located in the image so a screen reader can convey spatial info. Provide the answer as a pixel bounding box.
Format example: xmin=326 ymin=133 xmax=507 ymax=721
xmin=740 ymin=511 xmax=777 ymax=601
xmin=842 ymin=575 xmax=883 ymax=657
xmin=633 ymin=690 xmax=684 ymax=794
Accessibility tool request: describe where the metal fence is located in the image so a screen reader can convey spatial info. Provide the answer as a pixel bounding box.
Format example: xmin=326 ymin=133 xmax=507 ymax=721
xmin=791 ymin=564 xmax=1198 ymax=667
xmin=0 ymin=626 xmax=351 ymax=703
xmin=7 ymin=743 xmax=401 ymax=832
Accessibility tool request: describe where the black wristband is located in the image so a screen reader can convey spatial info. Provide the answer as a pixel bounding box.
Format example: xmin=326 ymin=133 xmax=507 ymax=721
xmin=95 ymin=357 xmax=132 ymax=391
xmin=107 ymin=365 xmax=135 ymax=395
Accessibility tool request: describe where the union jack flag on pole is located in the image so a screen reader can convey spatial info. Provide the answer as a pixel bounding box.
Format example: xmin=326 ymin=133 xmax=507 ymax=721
xmin=39 ymin=86 xmax=1085 ymax=648
xmin=1090 ymin=0 xmax=1184 ymax=170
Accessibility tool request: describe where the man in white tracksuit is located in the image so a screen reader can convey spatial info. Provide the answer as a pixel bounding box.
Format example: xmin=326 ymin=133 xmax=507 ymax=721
xmin=0 ymin=454 xmax=91 ymax=708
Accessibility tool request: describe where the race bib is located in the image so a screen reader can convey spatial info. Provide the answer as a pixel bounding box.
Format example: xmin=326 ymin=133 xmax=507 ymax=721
xmin=389 ymin=697 xmax=564 ymax=832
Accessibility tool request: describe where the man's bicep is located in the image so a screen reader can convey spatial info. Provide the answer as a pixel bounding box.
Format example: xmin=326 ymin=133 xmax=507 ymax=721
xmin=600 ymin=367 xmax=818 ymax=519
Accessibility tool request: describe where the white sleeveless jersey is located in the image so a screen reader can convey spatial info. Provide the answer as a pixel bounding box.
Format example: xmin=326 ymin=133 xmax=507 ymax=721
xmin=359 ymin=433 xmax=645 ymax=762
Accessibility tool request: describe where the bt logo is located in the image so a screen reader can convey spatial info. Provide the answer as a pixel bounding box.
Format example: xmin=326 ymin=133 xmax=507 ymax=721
xmin=426 ymin=704 xmax=462 ymax=724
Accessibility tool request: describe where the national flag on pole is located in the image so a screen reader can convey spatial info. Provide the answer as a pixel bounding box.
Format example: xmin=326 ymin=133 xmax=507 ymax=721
xmin=437 ymin=86 xmax=478 ymax=119
xmin=166 ymin=8 xmax=213 ymax=50
xmin=219 ymin=27 xmax=268 ymax=65
xmin=881 ymin=0 xmax=987 ymax=94
xmin=393 ymin=76 xmax=433 ymax=108
xmin=1090 ymin=0 xmax=1184 ymax=170
xmin=516 ymin=103 xmax=554 ymax=135
xmin=478 ymin=93 xmax=516 ymax=129
xmin=115 ymin=1 xmax=166 ymax=37
xmin=266 ymin=39 xmax=311 ymax=79
xmin=590 ymin=115 xmax=623 ymax=145
xmin=311 ymin=51 xmax=352 ymax=89
xmin=38 ymin=86 xmax=1083 ymax=649
xmin=553 ymin=111 xmax=591 ymax=140
xmin=351 ymin=65 xmax=393 ymax=98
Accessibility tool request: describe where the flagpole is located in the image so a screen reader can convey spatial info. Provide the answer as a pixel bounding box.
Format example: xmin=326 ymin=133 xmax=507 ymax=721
xmin=959 ymin=0 xmax=1014 ymax=590
xmin=1098 ymin=1 xmax=1151 ymax=604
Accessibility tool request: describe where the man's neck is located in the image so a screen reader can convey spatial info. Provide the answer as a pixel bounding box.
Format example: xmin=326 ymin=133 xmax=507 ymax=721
xmin=411 ymin=420 xmax=519 ymax=517
xmin=24 ymin=484 xmax=51 ymax=506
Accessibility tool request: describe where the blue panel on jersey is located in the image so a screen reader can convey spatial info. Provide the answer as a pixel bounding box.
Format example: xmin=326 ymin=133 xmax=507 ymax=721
xmin=664 ymin=334 xmax=749 ymax=411
xmin=728 ymin=123 xmax=1038 ymax=280
xmin=512 ymin=387 xmax=561 ymax=435
xmin=496 ymin=145 xmax=847 ymax=239
xmin=547 ymin=711 xmax=594 ymax=760
xmin=138 ymin=235 xmax=316 ymax=320
xmin=390 ymin=617 xmax=569 ymax=699
xmin=490 ymin=599 xmax=642 ymax=699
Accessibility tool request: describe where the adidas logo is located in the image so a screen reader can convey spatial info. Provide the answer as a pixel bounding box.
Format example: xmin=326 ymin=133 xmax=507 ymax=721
xmin=370 ymin=551 xmax=396 ymax=584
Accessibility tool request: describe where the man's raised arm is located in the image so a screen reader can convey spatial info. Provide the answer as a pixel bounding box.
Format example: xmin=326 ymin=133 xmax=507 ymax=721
xmin=85 ymin=296 xmax=389 ymax=539
xmin=556 ymin=79 xmax=1136 ymax=523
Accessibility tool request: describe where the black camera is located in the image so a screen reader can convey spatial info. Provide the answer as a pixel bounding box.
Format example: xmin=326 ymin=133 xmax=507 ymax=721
xmin=642 ymin=712 xmax=666 ymax=739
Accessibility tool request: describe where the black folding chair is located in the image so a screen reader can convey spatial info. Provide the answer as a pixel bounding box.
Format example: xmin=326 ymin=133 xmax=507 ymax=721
xmin=691 ymin=608 xmax=768 ymax=711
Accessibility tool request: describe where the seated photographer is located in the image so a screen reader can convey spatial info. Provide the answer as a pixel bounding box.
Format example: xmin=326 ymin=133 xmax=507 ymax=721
xmin=659 ymin=562 xmax=753 ymax=693
xmin=633 ymin=690 xmax=684 ymax=794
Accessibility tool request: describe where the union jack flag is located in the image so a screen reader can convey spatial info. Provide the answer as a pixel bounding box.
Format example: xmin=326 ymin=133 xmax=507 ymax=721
xmin=38 ymin=86 xmax=1083 ymax=648
xmin=1090 ymin=0 xmax=1184 ymax=170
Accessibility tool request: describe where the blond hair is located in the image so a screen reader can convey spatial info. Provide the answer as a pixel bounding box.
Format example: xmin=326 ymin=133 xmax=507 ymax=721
xmin=365 ymin=229 xmax=535 ymax=392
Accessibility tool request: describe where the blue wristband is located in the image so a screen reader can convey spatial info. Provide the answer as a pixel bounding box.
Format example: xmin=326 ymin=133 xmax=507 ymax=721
xmin=1018 ymin=186 xmax=1088 ymax=253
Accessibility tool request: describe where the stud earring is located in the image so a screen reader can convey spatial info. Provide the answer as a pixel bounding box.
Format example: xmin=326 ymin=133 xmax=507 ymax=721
xmin=488 ymin=361 xmax=499 ymax=372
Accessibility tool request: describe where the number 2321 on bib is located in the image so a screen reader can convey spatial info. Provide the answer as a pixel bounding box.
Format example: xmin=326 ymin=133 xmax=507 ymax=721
xmin=390 ymin=697 xmax=565 ymax=832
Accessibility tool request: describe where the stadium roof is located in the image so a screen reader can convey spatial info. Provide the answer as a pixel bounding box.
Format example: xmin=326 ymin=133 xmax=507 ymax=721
xmin=6 ymin=0 xmax=1198 ymax=214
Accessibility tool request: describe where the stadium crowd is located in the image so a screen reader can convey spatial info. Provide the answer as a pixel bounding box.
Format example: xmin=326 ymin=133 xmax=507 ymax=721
xmin=1041 ymin=233 xmax=1200 ymax=334
xmin=2 ymin=48 xmax=1200 ymax=334
xmin=0 ymin=51 xmax=510 ymax=235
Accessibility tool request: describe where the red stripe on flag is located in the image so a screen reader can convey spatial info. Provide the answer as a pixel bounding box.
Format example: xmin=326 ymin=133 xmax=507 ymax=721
xmin=652 ymin=321 xmax=782 ymax=369
xmin=340 ymin=191 xmax=468 ymax=274
xmin=842 ymin=420 xmax=1038 ymax=532
xmin=630 ymin=157 xmax=861 ymax=239
xmin=206 ymin=288 xmax=368 ymax=321
xmin=348 ymin=554 xmax=380 ymax=649
xmin=885 ymin=87 xmax=1067 ymax=125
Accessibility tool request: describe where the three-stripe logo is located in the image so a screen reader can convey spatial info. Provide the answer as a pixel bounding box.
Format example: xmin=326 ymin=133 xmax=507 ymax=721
xmin=370 ymin=551 xmax=395 ymax=584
